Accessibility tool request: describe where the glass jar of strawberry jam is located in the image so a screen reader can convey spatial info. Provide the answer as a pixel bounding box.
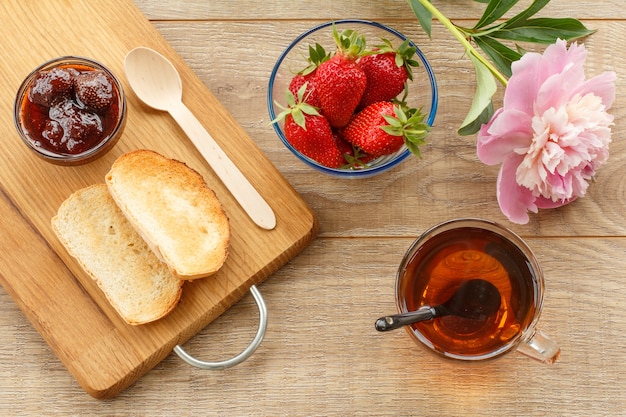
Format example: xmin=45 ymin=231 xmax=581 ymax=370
xmin=14 ymin=56 xmax=126 ymax=165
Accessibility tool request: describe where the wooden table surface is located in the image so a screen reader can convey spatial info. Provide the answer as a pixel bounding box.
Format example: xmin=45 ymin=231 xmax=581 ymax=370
xmin=1 ymin=1 xmax=624 ymax=415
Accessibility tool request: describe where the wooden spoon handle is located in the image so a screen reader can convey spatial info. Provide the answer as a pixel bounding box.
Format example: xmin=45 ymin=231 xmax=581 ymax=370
xmin=168 ymin=101 xmax=276 ymax=230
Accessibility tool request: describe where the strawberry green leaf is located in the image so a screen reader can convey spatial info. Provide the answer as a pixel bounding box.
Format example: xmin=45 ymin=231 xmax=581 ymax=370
xmin=368 ymin=38 xmax=420 ymax=80
xmin=380 ymin=106 xmax=429 ymax=157
xmin=383 ymin=115 xmax=403 ymax=130
xmin=459 ymin=54 xmax=497 ymax=135
xmin=309 ymin=43 xmax=329 ymax=63
xmin=371 ymin=38 xmax=396 ymax=53
xmin=291 ymin=108 xmax=306 ymax=129
xmin=301 ymin=43 xmax=330 ymax=75
xmin=333 ymin=24 xmax=367 ymax=58
xmin=271 ymin=106 xmax=293 ymax=125
xmin=296 ymin=82 xmax=307 ymax=103
xmin=270 ymin=84 xmax=319 ymax=129
xmin=300 ymin=104 xmax=320 ymax=116
xmin=394 ymin=105 xmax=408 ymax=123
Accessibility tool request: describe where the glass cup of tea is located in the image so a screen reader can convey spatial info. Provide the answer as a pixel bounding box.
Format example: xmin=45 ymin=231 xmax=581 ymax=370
xmin=389 ymin=218 xmax=559 ymax=363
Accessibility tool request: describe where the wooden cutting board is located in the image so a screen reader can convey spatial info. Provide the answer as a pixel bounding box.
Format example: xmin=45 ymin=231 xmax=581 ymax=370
xmin=0 ymin=0 xmax=317 ymax=399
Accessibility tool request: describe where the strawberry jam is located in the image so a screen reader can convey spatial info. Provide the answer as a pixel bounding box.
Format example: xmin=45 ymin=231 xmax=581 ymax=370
xmin=19 ymin=63 xmax=122 ymax=156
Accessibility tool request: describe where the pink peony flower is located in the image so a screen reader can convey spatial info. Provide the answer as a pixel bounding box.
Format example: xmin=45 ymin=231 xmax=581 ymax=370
xmin=477 ymin=39 xmax=616 ymax=224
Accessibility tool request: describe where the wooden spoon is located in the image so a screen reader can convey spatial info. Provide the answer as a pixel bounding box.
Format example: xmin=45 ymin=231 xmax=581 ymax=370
xmin=124 ymin=47 xmax=276 ymax=230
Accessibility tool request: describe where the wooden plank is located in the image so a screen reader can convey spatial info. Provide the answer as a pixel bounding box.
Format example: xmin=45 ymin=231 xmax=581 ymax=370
xmin=133 ymin=0 xmax=621 ymax=20
xmin=0 ymin=0 xmax=317 ymax=398
xmin=3 ymin=236 xmax=626 ymax=414
xmin=1 ymin=0 xmax=625 ymax=415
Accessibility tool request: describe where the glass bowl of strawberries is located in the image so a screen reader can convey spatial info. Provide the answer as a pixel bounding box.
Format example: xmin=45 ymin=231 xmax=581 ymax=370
xmin=268 ymin=19 xmax=438 ymax=178
xmin=14 ymin=56 xmax=127 ymax=165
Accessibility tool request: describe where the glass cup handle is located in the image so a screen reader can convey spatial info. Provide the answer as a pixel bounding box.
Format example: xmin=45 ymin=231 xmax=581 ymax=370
xmin=515 ymin=329 xmax=560 ymax=364
xmin=173 ymin=285 xmax=268 ymax=370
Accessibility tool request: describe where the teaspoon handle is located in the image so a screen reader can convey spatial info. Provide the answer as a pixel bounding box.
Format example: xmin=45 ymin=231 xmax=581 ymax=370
xmin=168 ymin=101 xmax=276 ymax=230
xmin=375 ymin=307 xmax=437 ymax=332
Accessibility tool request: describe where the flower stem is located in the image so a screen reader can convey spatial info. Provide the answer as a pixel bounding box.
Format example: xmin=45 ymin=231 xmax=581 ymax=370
xmin=417 ymin=0 xmax=508 ymax=86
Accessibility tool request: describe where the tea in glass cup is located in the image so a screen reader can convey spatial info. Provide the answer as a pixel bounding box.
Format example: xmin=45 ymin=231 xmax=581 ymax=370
xmin=394 ymin=218 xmax=559 ymax=363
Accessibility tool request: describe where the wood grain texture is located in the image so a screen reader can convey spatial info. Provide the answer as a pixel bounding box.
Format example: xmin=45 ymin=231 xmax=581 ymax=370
xmin=0 ymin=0 xmax=316 ymax=399
xmin=1 ymin=0 xmax=625 ymax=415
xmin=151 ymin=19 xmax=626 ymax=238
xmin=133 ymin=0 xmax=622 ymax=20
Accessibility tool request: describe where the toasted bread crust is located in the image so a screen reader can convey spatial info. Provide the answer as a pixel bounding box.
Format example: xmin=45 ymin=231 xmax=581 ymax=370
xmin=51 ymin=184 xmax=183 ymax=325
xmin=105 ymin=150 xmax=230 ymax=280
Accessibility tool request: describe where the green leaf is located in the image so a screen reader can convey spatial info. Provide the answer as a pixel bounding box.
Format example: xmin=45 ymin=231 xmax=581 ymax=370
xmin=474 ymin=0 xmax=519 ymax=30
xmin=459 ymin=54 xmax=498 ymax=134
xmin=474 ymin=36 xmax=522 ymax=78
xmin=301 ymin=43 xmax=330 ymax=75
xmin=406 ymin=0 xmax=433 ymax=38
xmin=458 ymin=101 xmax=494 ymax=136
xmin=503 ymin=0 xmax=552 ymax=28
xmin=292 ymin=108 xmax=306 ymax=129
xmin=492 ymin=18 xmax=596 ymax=43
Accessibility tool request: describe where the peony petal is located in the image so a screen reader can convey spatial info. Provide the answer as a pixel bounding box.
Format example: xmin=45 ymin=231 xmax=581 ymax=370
xmin=535 ymin=68 xmax=585 ymax=112
xmin=535 ymin=195 xmax=574 ymax=209
xmin=574 ymin=71 xmax=617 ymax=109
xmin=477 ymin=109 xmax=533 ymax=165
xmin=542 ymin=40 xmax=587 ymax=77
xmin=505 ymin=53 xmax=543 ymax=113
xmin=496 ymin=154 xmax=537 ymax=224
xmin=506 ymin=40 xmax=587 ymax=114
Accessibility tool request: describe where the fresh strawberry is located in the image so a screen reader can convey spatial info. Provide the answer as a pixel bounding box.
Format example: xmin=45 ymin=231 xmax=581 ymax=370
xmin=332 ymin=131 xmax=377 ymax=169
xmin=271 ymin=84 xmax=346 ymax=168
xmin=333 ymin=132 xmax=353 ymax=157
xmin=342 ymin=101 xmax=430 ymax=158
xmin=358 ymin=38 xmax=419 ymax=108
xmin=284 ymin=115 xmax=345 ymax=168
xmin=314 ymin=26 xmax=367 ymax=128
xmin=289 ymin=73 xmax=320 ymax=108
xmin=288 ymin=43 xmax=329 ymax=108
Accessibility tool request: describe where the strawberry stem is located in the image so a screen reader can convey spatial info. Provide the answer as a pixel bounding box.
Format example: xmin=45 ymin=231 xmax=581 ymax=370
xmin=332 ymin=22 xmax=367 ymax=60
xmin=271 ymin=83 xmax=320 ymax=130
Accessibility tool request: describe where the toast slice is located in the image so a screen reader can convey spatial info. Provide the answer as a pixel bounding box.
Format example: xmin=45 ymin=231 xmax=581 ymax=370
xmin=105 ymin=150 xmax=230 ymax=280
xmin=51 ymin=184 xmax=183 ymax=325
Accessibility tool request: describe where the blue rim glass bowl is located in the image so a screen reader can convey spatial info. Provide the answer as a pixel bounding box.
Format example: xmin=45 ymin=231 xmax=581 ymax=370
xmin=268 ymin=19 xmax=438 ymax=178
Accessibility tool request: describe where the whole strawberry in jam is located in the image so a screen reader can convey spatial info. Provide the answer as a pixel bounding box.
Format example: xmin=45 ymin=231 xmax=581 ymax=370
xmin=314 ymin=26 xmax=367 ymax=128
xmin=47 ymin=100 xmax=103 ymax=153
xmin=358 ymin=39 xmax=419 ymax=108
xmin=342 ymin=101 xmax=429 ymax=157
xmin=28 ymin=67 xmax=78 ymax=107
xmin=74 ymin=70 xmax=115 ymax=113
